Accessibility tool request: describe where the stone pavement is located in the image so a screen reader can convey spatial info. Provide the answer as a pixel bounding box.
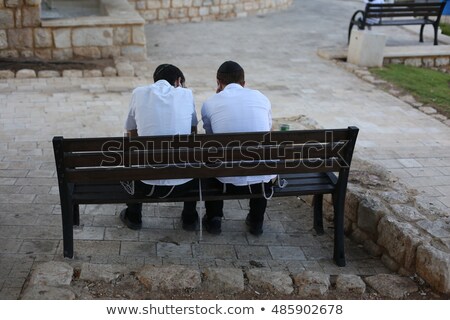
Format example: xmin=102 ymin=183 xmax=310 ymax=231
xmin=1 ymin=0 xmax=449 ymax=299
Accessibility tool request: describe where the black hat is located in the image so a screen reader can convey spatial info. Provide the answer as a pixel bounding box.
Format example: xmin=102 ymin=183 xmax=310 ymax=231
xmin=217 ymin=61 xmax=243 ymax=73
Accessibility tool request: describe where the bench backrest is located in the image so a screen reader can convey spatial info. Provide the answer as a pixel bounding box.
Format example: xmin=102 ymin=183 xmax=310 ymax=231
xmin=365 ymin=1 xmax=446 ymax=21
xmin=53 ymin=127 xmax=359 ymax=187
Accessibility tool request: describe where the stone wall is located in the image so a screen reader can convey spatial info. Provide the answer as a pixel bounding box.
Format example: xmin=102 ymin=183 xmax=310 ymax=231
xmin=0 ymin=0 xmax=146 ymax=61
xmin=318 ymin=162 xmax=450 ymax=294
xmin=127 ymin=0 xmax=293 ymax=23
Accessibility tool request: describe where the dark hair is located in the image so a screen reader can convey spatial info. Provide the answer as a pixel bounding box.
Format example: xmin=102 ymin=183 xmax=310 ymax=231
xmin=153 ymin=64 xmax=185 ymax=86
xmin=216 ymin=61 xmax=245 ymax=85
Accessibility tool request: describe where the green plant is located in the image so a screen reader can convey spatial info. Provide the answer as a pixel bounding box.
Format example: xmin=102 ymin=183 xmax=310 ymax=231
xmin=441 ymin=23 xmax=450 ymax=37
xmin=371 ymin=64 xmax=450 ymax=118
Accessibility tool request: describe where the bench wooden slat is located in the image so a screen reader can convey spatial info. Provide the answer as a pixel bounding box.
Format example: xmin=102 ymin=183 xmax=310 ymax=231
xmin=61 ymin=129 xmax=352 ymax=152
xmin=64 ymin=159 xmax=345 ymax=183
xmin=63 ymin=142 xmax=347 ymax=168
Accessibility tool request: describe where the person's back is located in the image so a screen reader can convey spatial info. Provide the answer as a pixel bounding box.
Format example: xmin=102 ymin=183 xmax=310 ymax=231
xmin=200 ymin=61 xmax=274 ymax=235
xmin=129 ymin=80 xmax=195 ymax=136
xmin=202 ymin=84 xmax=271 ymax=134
xmin=121 ymin=64 xmax=199 ymax=231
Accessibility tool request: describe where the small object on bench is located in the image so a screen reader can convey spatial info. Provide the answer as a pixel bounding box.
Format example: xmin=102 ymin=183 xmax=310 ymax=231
xmin=53 ymin=127 xmax=359 ymax=267
xmin=348 ymin=1 xmax=447 ymax=45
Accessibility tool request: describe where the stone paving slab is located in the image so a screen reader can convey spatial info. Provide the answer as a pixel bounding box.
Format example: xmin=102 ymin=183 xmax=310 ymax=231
xmin=1 ymin=0 xmax=450 ymax=299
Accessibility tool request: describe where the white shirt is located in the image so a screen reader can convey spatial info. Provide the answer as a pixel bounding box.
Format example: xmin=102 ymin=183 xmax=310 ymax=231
xmin=201 ymin=83 xmax=275 ymax=186
xmin=125 ymin=80 xmax=198 ymax=186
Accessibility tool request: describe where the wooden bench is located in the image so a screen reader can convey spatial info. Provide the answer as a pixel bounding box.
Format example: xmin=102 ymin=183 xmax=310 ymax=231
xmin=53 ymin=127 xmax=359 ymax=267
xmin=348 ymin=1 xmax=447 ymax=45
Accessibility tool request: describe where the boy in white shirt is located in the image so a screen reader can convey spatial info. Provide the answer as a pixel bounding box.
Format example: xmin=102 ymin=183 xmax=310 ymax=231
xmin=121 ymin=64 xmax=198 ymax=230
xmin=201 ymin=61 xmax=274 ymax=236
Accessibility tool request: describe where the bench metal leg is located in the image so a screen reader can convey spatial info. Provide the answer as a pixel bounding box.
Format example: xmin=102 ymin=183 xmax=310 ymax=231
xmin=61 ymin=198 xmax=74 ymax=258
xmin=313 ymin=194 xmax=324 ymax=235
xmin=333 ymin=193 xmax=346 ymax=267
xmin=420 ymin=24 xmax=425 ymax=43
xmin=73 ymin=204 xmax=80 ymax=226
xmin=433 ymin=24 xmax=438 ymax=45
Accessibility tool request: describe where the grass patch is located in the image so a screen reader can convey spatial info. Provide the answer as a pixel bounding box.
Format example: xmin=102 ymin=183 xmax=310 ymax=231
xmin=441 ymin=23 xmax=450 ymax=37
xmin=371 ymin=64 xmax=450 ymax=118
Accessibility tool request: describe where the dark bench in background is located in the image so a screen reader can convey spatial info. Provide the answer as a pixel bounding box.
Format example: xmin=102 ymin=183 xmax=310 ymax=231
xmin=53 ymin=127 xmax=359 ymax=266
xmin=348 ymin=1 xmax=447 ymax=45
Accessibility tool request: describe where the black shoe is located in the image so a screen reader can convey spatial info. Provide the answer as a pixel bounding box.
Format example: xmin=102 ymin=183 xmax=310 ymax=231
xmin=245 ymin=214 xmax=263 ymax=236
xmin=120 ymin=209 xmax=142 ymax=230
xmin=182 ymin=214 xmax=198 ymax=231
xmin=202 ymin=216 xmax=222 ymax=235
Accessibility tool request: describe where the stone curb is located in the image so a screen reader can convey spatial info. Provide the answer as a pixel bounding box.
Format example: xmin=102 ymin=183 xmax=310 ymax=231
xmin=20 ymin=262 xmax=422 ymax=300
xmin=0 ymin=59 xmax=137 ymax=79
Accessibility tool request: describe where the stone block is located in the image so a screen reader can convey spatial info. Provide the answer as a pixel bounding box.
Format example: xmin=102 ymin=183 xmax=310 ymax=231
xmin=404 ymin=58 xmax=422 ymax=67
xmin=16 ymin=69 xmax=37 ymax=79
xmin=113 ymin=27 xmax=131 ymax=46
xmin=19 ymin=49 xmax=34 ymax=58
xmin=34 ymin=28 xmax=52 ymax=48
xmin=247 ymin=269 xmax=294 ymax=295
xmin=142 ymin=10 xmax=158 ymax=21
xmin=365 ymin=274 xmax=418 ymax=299
xmin=132 ymin=26 xmax=146 ymax=45
xmin=161 ymin=0 xmax=170 ymax=8
xmin=0 ymin=49 xmax=19 ymax=58
xmin=53 ymin=28 xmax=71 ymax=48
xmin=74 ymin=46 xmax=101 ymax=59
xmin=172 ymin=0 xmax=184 ymax=8
xmin=101 ymin=46 xmax=121 ymax=59
xmin=38 ymin=70 xmax=60 ymax=78
xmin=103 ymin=66 xmax=117 ymax=77
xmin=0 ymin=70 xmax=15 ymax=79
xmin=22 ymin=6 xmax=41 ymax=27
xmin=73 ymin=27 xmax=113 ymax=47
xmin=294 ymin=271 xmax=330 ymax=296
xmin=137 ymin=265 xmax=201 ymax=291
xmin=7 ymin=28 xmax=33 ymax=49
xmin=416 ymin=244 xmax=450 ymax=293
xmin=348 ymin=30 xmax=386 ymax=67
xmin=0 ymin=30 xmax=7 ymax=49
xmin=5 ymin=0 xmax=19 ymax=8
xmin=121 ymin=45 xmax=146 ymax=61
xmin=0 ymin=9 xmax=15 ymax=28
xmin=377 ymin=216 xmax=425 ymax=269
xmin=116 ymin=62 xmax=134 ymax=77
xmin=357 ymin=197 xmax=386 ymax=237
xmin=335 ymin=274 xmax=366 ymax=295
xmin=146 ymin=0 xmax=161 ymax=9
xmin=422 ymin=58 xmax=434 ymax=68
xmin=79 ymin=263 xmax=127 ymax=282
xmin=34 ymin=48 xmax=52 ymax=60
xmin=435 ymin=57 xmax=450 ymax=67
xmin=202 ymin=268 xmax=244 ymax=294
xmin=62 ymin=70 xmax=83 ymax=78
xmin=15 ymin=5 xmax=21 ymax=27
xmin=25 ymin=0 xmax=41 ymax=6
xmin=83 ymin=70 xmax=102 ymax=78
xmin=28 ymin=261 xmax=73 ymax=286
xmin=52 ymin=48 xmax=73 ymax=60
xmin=136 ymin=1 xmax=146 ymax=10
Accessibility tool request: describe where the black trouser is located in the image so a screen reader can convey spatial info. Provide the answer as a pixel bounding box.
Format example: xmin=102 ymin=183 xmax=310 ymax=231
xmin=205 ymin=181 xmax=272 ymax=223
xmin=125 ymin=179 xmax=198 ymax=219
